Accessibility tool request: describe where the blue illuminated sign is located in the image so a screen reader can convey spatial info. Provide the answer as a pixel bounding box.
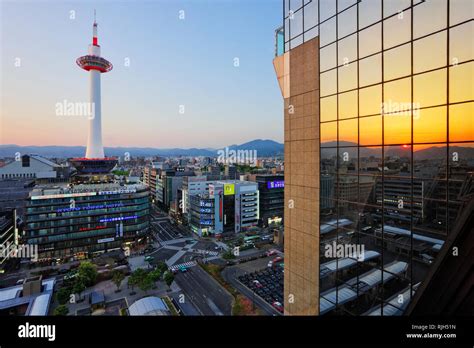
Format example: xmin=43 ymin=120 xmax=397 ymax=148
xmin=99 ymin=215 xmax=137 ymax=223
xmin=57 ymin=203 xmax=124 ymax=213
xmin=267 ymin=180 xmax=284 ymax=189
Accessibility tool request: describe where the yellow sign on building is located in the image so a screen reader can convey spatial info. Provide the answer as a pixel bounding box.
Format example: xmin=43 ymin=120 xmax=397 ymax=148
xmin=223 ymin=183 xmax=235 ymax=196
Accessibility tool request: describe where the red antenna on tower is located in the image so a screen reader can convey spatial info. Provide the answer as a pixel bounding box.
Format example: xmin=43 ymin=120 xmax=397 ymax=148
xmin=92 ymin=9 xmax=98 ymax=46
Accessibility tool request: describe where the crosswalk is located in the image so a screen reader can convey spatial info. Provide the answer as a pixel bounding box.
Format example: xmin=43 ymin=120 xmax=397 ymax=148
xmin=169 ymin=261 xmax=197 ymax=271
xmin=188 ymin=249 xmax=219 ymax=256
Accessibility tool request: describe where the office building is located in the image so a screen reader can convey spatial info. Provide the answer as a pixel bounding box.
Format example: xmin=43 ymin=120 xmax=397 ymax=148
xmin=0 ymin=209 xmax=18 ymax=271
xmin=274 ymin=0 xmax=473 ymax=315
xmin=210 ymin=181 xmax=259 ymax=235
xmin=255 ymin=174 xmax=284 ymax=226
xmin=189 ymin=195 xmax=215 ymax=236
xmin=23 ymin=183 xmax=150 ymax=260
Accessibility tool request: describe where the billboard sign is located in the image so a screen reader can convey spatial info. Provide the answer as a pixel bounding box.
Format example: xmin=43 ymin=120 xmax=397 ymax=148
xmin=224 ymin=183 xmax=235 ymax=195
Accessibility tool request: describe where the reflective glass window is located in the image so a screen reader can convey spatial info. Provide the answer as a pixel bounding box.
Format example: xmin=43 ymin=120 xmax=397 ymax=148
xmin=413 ymin=68 xmax=447 ymax=108
xmin=414 ymin=31 xmax=447 ymax=74
xmin=449 ymin=62 xmax=474 ymax=103
xmin=383 ymin=10 xmax=411 ymax=49
xmin=338 ymin=90 xmax=358 ymax=120
xmin=360 ymin=84 xmax=382 ymax=116
xmin=360 ymin=115 xmax=382 ymax=145
xmin=449 ymin=102 xmax=474 ymax=142
xmin=414 ymin=106 xmax=447 ymax=143
xmin=384 ymin=43 xmax=411 ymax=81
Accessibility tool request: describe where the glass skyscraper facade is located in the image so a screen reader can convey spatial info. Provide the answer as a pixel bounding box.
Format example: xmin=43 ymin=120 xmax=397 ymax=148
xmin=281 ymin=0 xmax=473 ymax=315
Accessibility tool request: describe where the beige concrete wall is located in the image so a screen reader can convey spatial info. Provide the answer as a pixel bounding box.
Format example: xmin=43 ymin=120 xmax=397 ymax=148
xmin=275 ymin=37 xmax=320 ymax=315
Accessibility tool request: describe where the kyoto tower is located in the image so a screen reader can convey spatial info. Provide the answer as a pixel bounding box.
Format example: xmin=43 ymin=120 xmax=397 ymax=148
xmin=71 ymin=15 xmax=117 ymax=181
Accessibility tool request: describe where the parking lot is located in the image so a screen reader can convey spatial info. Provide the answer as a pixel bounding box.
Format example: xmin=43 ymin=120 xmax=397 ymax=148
xmin=238 ymin=266 xmax=284 ymax=313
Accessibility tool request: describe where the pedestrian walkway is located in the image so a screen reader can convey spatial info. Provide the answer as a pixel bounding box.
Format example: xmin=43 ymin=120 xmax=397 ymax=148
xmin=202 ymin=255 xmax=220 ymax=263
xmin=168 ymin=261 xmax=197 ymax=271
xmin=165 ymin=250 xmax=187 ymax=267
xmin=190 ymin=249 xmax=219 ymax=256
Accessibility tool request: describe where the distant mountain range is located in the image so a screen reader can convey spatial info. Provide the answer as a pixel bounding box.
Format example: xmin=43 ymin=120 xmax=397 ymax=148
xmin=0 ymin=139 xmax=284 ymax=158
xmin=1 ymin=140 xmax=472 ymax=160
xmin=321 ymin=142 xmax=474 ymax=159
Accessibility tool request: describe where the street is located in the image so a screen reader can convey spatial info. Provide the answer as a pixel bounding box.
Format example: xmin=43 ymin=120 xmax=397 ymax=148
xmin=174 ymin=266 xmax=233 ymax=316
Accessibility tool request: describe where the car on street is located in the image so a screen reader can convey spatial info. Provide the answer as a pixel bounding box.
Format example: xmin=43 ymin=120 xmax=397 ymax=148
xmin=272 ymin=301 xmax=284 ymax=313
xmin=266 ymin=249 xmax=278 ymax=257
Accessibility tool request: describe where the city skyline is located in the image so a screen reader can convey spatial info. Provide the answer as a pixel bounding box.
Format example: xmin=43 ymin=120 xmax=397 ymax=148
xmin=1 ymin=0 xmax=283 ymax=149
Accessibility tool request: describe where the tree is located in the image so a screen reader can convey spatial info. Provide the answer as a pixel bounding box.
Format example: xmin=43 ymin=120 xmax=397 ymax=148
xmin=156 ymin=261 xmax=168 ymax=274
xmin=77 ymin=261 xmax=98 ymax=286
xmin=222 ymin=249 xmax=236 ymax=260
xmin=128 ymin=268 xmax=146 ymax=294
xmin=72 ymin=277 xmax=86 ymax=301
xmin=54 ymin=304 xmax=69 ymax=316
xmin=148 ymin=269 xmax=162 ymax=282
xmin=56 ymin=287 xmax=72 ymax=305
xmin=164 ymin=271 xmax=174 ymax=286
xmin=138 ymin=274 xmax=153 ymax=293
xmin=112 ymin=270 xmax=125 ymax=292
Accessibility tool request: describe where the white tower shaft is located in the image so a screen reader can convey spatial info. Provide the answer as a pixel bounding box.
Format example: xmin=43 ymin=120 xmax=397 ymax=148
xmin=86 ymin=69 xmax=104 ymax=158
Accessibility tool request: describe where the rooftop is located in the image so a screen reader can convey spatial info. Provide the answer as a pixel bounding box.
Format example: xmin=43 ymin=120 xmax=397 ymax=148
xmin=30 ymin=182 xmax=147 ymax=199
xmin=0 ymin=278 xmax=55 ymax=316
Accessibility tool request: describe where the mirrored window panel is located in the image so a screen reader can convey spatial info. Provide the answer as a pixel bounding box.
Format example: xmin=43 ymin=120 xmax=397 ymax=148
xmin=321 ymin=121 xmax=338 ymax=145
xmin=338 ymin=0 xmax=358 ymax=12
xmin=360 ymin=115 xmax=382 ymax=145
xmin=320 ymin=16 xmax=337 ymax=46
xmin=290 ymin=9 xmax=304 ymax=39
xmin=384 ymin=113 xmax=412 ymax=145
xmin=413 ymin=0 xmax=447 ymax=39
xmin=339 ymin=118 xmax=359 ymax=144
xmin=360 ymin=54 xmax=382 ymax=87
xmin=384 ymin=78 xmax=412 ymax=113
xmin=338 ymin=33 xmax=358 ymax=66
xmin=449 ymin=22 xmax=474 ymax=65
xmin=304 ymin=25 xmax=319 ymax=41
xmin=450 ymin=0 xmax=474 ymax=25
xmin=383 ymin=10 xmax=411 ymax=49
xmin=321 ymin=95 xmax=338 ymax=122
xmin=320 ymin=43 xmax=337 ymax=71
xmin=359 ymin=0 xmax=381 ymax=29
xmin=449 ymin=102 xmax=474 ymax=142
xmin=359 ymin=23 xmax=382 ymax=58
xmin=384 ymin=43 xmax=411 ymax=81
xmin=449 ymin=62 xmax=474 ymax=104
xmin=414 ymin=31 xmax=447 ymax=74
xmin=360 ymin=84 xmax=382 ymax=116
xmin=304 ymin=0 xmax=318 ymax=31
xmin=338 ymin=90 xmax=358 ymax=120
xmin=289 ymin=0 xmax=303 ymax=13
xmin=338 ymin=5 xmax=357 ymax=38
xmin=321 ymin=69 xmax=338 ymax=96
xmin=338 ymin=62 xmax=358 ymax=92
xmin=413 ymin=68 xmax=447 ymax=108
xmin=413 ymin=106 xmax=447 ymax=143
xmin=320 ymin=0 xmax=337 ymax=21
xmin=383 ymin=0 xmax=411 ymax=18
